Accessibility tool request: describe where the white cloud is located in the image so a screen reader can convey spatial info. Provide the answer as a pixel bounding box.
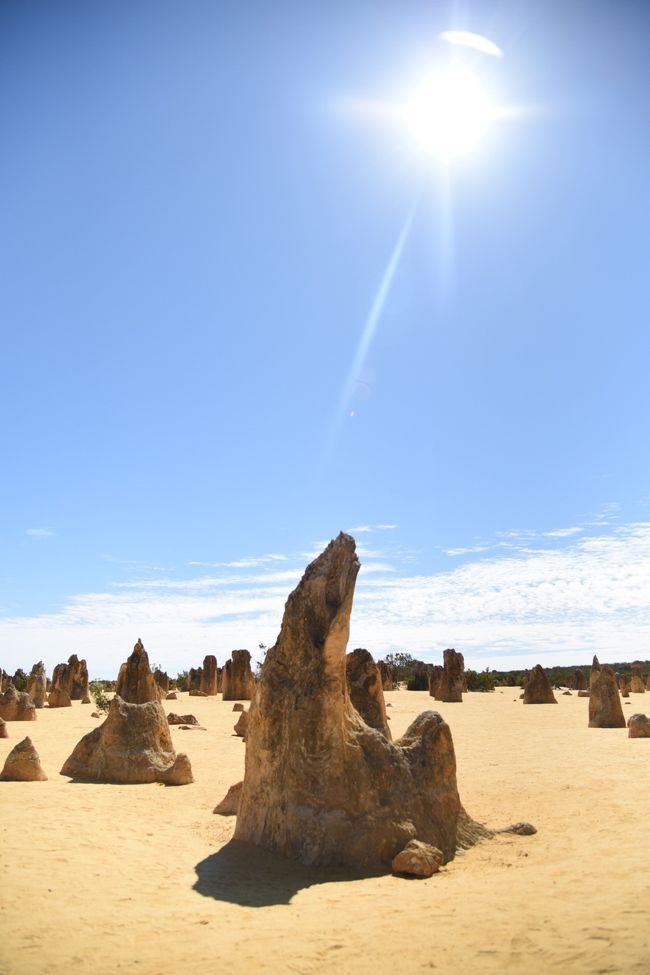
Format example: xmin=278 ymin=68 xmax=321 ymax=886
xmin=26 ymin=528 xmax=55 ymax=538
xmin=3 ymin=521 xmax=650 ymax=677
xmin=543 ymin=527 xmax=583 ymax=538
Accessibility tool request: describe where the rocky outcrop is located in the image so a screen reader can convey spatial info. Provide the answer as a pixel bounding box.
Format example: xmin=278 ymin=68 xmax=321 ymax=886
xmin=346 ymin=648 xmax=391 ymax=739
xmin=233 ymin=702 xmax=244 ymax=712
xmin=217 ymin=667 xmax=223 ymax=693
xmin=166 ymin=692 xmax=177 ymax=700
xmin=0 ymin=686 xmax=36 ymax=721
xmin=647 ymin=674 xmax=650 ymax=692
xmin=153 ymin=669 xmax=170 ymax=694
xmin=408 ymin=661 xmax=430 ymax=691
xmin=61 ymin=695 xmax=193 ymax=785
xmin=0 ymin=717 xmax=7 ymax=738
xmin=27 ymin=662 xmax=47 ymax=708
xmin=214 ymin=781 xmax=243 ymax=815
xmin=69 ymin=655 xmax=89 ymax=701
xmin=188 ymin=668 xmax=202 ymax=694
xmin=589 ymin=656 xmax=625 ymax=728
xmin=627 ymin=713 xmax=650 ymax=738
xmin=0 ymin=737 xmax=47 ymax=781
xmin=233 ymin=711 xmax=248 ymax=738
xmin=391 ymin=840 xmax=443 ymax=878
xmin=630 ymin=663 xmax=646 ymax=694
xmin=200 ymin=655 xmax=218 ymax=696
xmin=167 ymin=713 xmax=199 ymax=726
xmin=233 ymin=533 xmax=492 ymax=871
xmin=573 ymin=669 xmax=587 ymax=691
xmin=378 ymin=661 xmax=393 ymax=691
xmin=429 ymin=665 xmax=443 ymax=699
xmin=50 ymin=655 xmax=88 ymax=703
xmin=523 ymin=665 xmax=557 ymax=704
xmin=222 ymin=650 xmax=255 ymax=701
xmin=115 ymin=640 xmax=159 ymax=704
xmin=437 ymin=650 xmax=464 ymax=703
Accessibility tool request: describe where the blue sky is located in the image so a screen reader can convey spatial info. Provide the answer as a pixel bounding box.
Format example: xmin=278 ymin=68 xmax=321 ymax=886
xmin=1 ymin=1 xmax=649 ymax=677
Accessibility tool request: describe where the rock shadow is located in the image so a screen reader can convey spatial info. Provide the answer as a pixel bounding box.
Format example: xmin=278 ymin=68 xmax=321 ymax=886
xmin=193 ymin=840 xmax=381 ymax=907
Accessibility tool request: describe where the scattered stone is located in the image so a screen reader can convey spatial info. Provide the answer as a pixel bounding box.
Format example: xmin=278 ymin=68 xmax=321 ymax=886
xmin=523 ymin=665 xmax=557 ymax=704
xmin=166 ymin=692 xmax=177 ymax=700
xmin=233 ymin=711 xmax=248 ymax=738
xmin=232 ymin=703 xmax=244 ymax=712
xmin=346 ymin=648 xmax=391 ymax=739
xmin=167 ymin=713 xmax=199 ymax=726
xmin=562 ymin=690 xmax=572 ymax=696
xmin=0 ymin=685 xmax=37 ymax=721
xmin=577 ymin=690 xmax=590 ymax=698
xmin=589 ymin=656 xmax=626 ymax=728
xmin=189 ymin=689 xmax=207 ymax=697
xmin=222 ymin=650 xmax=255 ymax=701
xmin=627 ymin=713 xmax=650 ymax=738
xmin=214 ymin=780 xmax=243 ymax=815
xmin=0 ymin=737 xmax=47 ymax=781
xmin=91 ymin=712 xmax=100 ymax=718
xmin=495 ymin=822 xmax=537 ymax=836
xmin=200 ymin=655 xmax=218 ymax=696
xmin=233 ymin=533 xmax=493 ymax=871
xmin=436 ymin=650 xmax=464 ymax=703
xmin=391 ymin=840 xmax=443 ymax=878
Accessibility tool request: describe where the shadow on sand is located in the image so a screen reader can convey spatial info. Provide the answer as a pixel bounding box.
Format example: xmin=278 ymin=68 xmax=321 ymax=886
xmin=193 ymin=840 xmax=382 ymax=907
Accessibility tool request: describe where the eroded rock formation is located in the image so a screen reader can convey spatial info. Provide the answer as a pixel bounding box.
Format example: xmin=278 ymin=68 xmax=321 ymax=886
xmin=200 ymin=655 xmax=218 ymax=696
xmin=188 ymin=668 xmax=202 ymax=694
xmin=378 ymin=661 xmax=393 ymax=691
xmin=115 ymin=640 xmax=159 ymax=704
xmin=50 ymin=655 xmax=88 ymax=704
xmin=0 ymin=686 xmax=36 ymax=721
xmin=0 ymin=737 xmax=47 ymax=781
xmin=0 ymin=717 xmax=7 ymax=738
xmin=523 ymin=665 xmax=557 ymax=704
xmin=167 ymin=713 xmax=199 ymax=726
xmin=429 ymin=665 xmax=443 ymax=699
xmin=346 ymin=648 xmax=391 ymax=739
xmin=630 ymin=663 xmax=646 ymax=694
xmin=233 ymin=533 xmax=492 ymax=871
xmin=627 ymin=713 xmax=650 ymax=738
xmin=214 ymin=781 xmax=243 ymax=815
xmin=589 ymin=656 xmax=625 ymax=728
xmin=233 ymin=711 xmax=248 ymax=738
xmin=437 ymin=650 xmax=464 ymax=703
xmin=391 ymin=840 xmax=443 ymax=878
xmin=573 ymin=669 xmax=587 ymax=692
xmin=61 ymin=641 xmax=192 ymax=785
xmin=27 ymin=662 xmax=47 ymax=708
xmin=222 ymin=650 xmax=255 ymax=701
xmin=154 ymin=669 xmax=170 ymax=694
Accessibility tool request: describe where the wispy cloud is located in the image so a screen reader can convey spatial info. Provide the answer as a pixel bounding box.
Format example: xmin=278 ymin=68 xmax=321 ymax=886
xmin=3 ymin=521 xmax=649 ymax=676
xmin=26 ymin=528 xmax=55 ymax=538
xmin=188 ymin=554 xmax=288 ymax=569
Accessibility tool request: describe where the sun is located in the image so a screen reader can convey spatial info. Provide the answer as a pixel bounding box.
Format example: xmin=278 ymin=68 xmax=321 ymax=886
xmin=402 ymin=66 xmax=496 ymax=161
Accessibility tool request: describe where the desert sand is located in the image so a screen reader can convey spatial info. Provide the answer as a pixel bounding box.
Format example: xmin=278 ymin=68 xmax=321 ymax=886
xmin=1 ymin=688 xmax=648 ymax=975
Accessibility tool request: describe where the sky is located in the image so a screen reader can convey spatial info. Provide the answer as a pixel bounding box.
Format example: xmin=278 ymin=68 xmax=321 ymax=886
xmin=1 ymin=0 xmax=649 ymax=678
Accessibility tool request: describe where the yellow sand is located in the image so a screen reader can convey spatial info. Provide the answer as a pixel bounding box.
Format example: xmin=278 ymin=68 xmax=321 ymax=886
xmin=1 ymin=689 xmax=649 ymax=975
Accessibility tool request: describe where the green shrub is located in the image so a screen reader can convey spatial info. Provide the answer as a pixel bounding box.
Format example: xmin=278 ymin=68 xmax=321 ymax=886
xmin=89 ymin=681 xmax=110 ymax=713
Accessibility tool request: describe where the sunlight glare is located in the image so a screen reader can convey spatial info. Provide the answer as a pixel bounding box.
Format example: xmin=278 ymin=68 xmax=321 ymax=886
xmin=403 ymin=67 xmax=496 ymax=160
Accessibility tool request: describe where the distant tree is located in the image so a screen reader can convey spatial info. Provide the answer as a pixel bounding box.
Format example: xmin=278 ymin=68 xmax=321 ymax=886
xmin=175 ymin=670 xmax=189 ymax=692
xmin=465 ymin=669 xmax=495 ymax=692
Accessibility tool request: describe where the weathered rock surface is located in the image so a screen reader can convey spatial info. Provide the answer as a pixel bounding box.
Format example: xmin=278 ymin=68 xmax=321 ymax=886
xmin=630 ymin=663 xmax=646 ymax=694
xmin=627 ymin=713 xmax=650 ymax=738
xmin=167 ymin=713 xmax=199 ymax=726
xmin=200 ymin=655 xmax=218 ymax=696
xmin=166 ymin=692 xmax=177 ymax=700
xmin=233 ymin=711 xmax=248 ymax=738
xmin=391 ymin=840 xmax=443 ymax=878
xmin=188 ymin=668 xmax=202 ymax=694
xmin=51 ymin=655 xmax=88 ymax=703
xmin=48 ymin=688 xmax=72 ymax=708
xmin=0 ymin=686 xmax=37 ymax=721
xmin=0 ymin=737 xmax=47 ymax=781
xmin=222 ymin=650 xmax=255 ymax=701
xmin=189 ymin=689 xmax=207 ymax=697
xmin=0 ymin=717 xmax=7 ymax=738
xmin=562 ymin=690 xmax=572 ymax=696
xmin=214 ymin=780 xmax=243 ymax=815
xmin=589 ymin=656 xmax=626 ymax=728
xmin=523 ymin=665 xmax=557 ymax=704
xmin=232 ymin=702 xmax=244 ymax=712
xmin=573 ymin=669 xmax=587 ymax=691
xmin=154 ymin=669 xmax=170 ymax=694
xmin=233 ymin=533 xmax=492 ymax=871
xmin=27 ymin=662 xmax=47 ymax=708
xmin=378 ymin=661 xmax=393 ymax=691
xmin=346 ymin=648 xmax=391 ymax=739
xmin=115 ymin=640 xmax=159 ymax=704
xmin=61 ymin=695 xmax=193 ymax=785
xmin=437 ymin=649 xmax=464 ymax=703
xmin=429 ymin=665 xmax=443 ymax=699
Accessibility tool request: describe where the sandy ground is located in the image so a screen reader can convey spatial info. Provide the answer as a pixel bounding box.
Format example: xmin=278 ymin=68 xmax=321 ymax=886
xmin=1 ymin=687 xmax=649 ymax=975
